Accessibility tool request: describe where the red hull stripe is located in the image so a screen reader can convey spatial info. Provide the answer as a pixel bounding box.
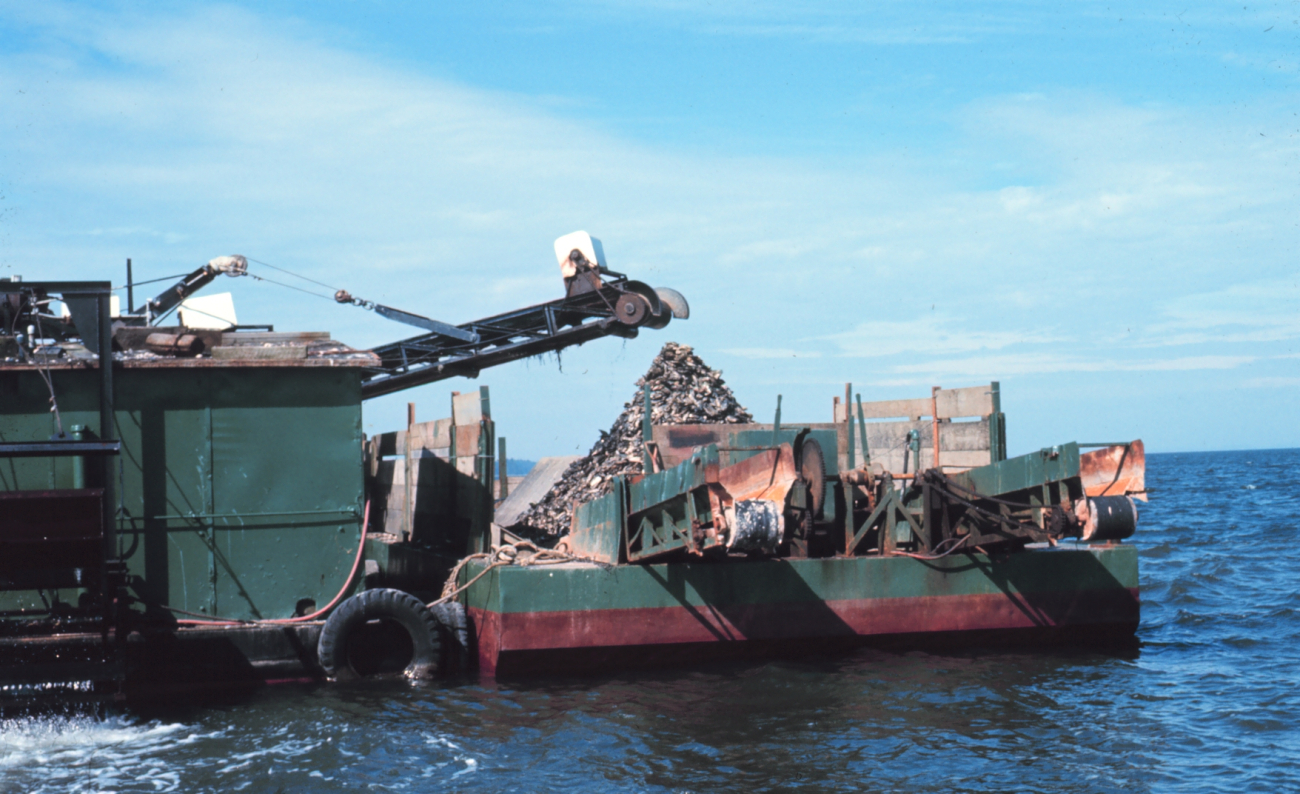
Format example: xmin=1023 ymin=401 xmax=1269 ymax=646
xmin=470 ymin=587 xmax=1140 ymax=673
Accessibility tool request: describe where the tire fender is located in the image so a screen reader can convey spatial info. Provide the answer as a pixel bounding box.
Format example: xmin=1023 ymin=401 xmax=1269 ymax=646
xmin=433 ymin=601 xmax=472 ymax=674
xmin=317 ymin=588 xmax=441 ymax=681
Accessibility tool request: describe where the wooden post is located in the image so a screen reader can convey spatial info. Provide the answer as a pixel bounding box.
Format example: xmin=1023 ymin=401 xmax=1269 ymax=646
xmin=845 ymin=382 xmax=855 ymax=470
xmin=405 ymin=402 xmax=415 ymax=540
xmin=856 ymin=393 xmax=870 ymax=467
xmin=498 ymin=437 xmax=509 ymax=500
xmin=930 ymin=386 xmax=941 ymax=470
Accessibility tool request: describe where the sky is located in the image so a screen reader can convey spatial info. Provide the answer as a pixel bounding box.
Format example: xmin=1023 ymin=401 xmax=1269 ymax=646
xmin=1 ymin=1 xmax=1297 ymax=459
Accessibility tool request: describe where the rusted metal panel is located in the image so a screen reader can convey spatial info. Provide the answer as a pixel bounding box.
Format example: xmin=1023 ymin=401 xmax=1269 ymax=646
xmin=143 ymin=333 xmax=204 ymax=357
xmin=715 ymin=445 xmax=797 ymax=503
xmin=652 ymin=423 xmax=844 ymax=470
xmin=1079 ymin=440 xmax=1147 ymax=502
xmin=566 ymin=478 xmax=625 ymax=564
xmin=656 ymin=418 xmax=990 ymax=480
xmin=627 ymin=446 xmax=719 ymax=515
xmin=948 ymin=443 xmax=1080 ymax=499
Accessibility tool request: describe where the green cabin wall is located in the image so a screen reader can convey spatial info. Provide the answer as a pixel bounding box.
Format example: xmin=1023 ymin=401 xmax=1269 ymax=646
xmin=0 ymin=366 xmax=364 ymax=620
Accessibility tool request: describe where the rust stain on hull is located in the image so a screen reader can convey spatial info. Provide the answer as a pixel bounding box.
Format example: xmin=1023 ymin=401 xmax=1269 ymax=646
xmin=1080 ymin=440 xmax=1147 ymax=501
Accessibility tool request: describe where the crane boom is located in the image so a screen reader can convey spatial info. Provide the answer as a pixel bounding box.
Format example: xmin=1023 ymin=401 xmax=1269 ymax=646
xmin=361 ymin=272 xmax=683 ymax=399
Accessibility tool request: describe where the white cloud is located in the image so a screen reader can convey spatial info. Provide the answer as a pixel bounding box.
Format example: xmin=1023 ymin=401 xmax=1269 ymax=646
xmin=3 ymin=2 xmax=1299 ymax=454
xmin=822 ymin=317 xmax=1061 ymax=358
xmin=890 ymin=353 xmax=1256 ymax=378
xmin=723 ymin=348 xmax=822 ymax=359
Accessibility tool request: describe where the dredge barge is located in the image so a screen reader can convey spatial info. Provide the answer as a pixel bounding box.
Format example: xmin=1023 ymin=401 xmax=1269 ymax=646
xmin=452 ymin=382 xmax=1145 ymax=675
xmin=0 ymin=234 xmax=688 ymax=700
xmin=0 ymin=237 xmax=1145 ymax=700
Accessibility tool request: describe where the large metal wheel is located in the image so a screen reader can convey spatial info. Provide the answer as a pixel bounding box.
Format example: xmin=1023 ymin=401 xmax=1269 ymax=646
xmin=798 ymin=438 xmax=826 ymax=518
xmin=614 ymin=292 xmax=650 ymax=326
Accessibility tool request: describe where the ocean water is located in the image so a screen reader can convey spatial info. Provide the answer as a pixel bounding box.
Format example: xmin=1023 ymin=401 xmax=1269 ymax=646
xmin=1 ymin=449 xmax=1297 ymax=793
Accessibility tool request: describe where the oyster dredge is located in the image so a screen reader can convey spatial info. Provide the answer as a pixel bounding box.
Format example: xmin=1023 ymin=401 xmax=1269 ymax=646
xmin=452 ymin=374 xmax=1145 ymax=675
xmin=0 ymin=233 xmax=687 ymax=700
xmin=0 ymin=232 xmax=1145 ymax=700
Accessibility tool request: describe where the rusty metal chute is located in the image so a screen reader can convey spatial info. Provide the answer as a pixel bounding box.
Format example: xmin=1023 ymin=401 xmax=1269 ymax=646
xmin=1080 ymin=440 xmax=1147 ymax=502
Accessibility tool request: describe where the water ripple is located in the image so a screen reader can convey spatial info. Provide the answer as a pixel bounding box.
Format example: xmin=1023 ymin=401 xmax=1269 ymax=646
xmin=0 ymin=449 xmax=1296 ymax=792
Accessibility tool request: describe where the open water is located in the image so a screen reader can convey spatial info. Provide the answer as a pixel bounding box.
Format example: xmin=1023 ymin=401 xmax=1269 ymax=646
xmin=1 ymin=448 xmax=1297 ymax=793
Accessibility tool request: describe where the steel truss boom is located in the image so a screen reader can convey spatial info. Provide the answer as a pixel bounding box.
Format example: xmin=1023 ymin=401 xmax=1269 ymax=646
xmin=361 ymin=274 xmax=652 ymax=399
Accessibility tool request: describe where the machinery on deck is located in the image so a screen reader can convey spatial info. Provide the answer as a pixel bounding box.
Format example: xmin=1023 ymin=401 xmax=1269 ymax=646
xmin=566 ymin=384 xmax=1146 ymax=565
xmin=0 ymin=232 xmax=687 ymax=702
xmin=1 ymin=232 xmax=688 ymax=399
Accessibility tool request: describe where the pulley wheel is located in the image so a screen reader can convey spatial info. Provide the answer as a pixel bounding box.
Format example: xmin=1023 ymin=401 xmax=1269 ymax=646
xmin=615 ymin=293 xmax=650 ymax=326
xmin=798 ymin=438 xmax=826 ymax=518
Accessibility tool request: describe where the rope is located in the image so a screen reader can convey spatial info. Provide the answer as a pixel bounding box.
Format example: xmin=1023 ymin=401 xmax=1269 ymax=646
xmin=25 ymin=296 xmax=64 ymax=438
xmin=919 ymin=470 xmax=1052 ymax=535
xmin=428 ymin=541 xmax=604 ymax=608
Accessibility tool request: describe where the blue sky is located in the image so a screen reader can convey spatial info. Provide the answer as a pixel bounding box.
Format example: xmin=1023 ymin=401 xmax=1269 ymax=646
xmin=2 ymin=1 xmax=1297 ymax=458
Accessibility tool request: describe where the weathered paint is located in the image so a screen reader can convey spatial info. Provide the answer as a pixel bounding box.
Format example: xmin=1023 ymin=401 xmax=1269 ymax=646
xmin=462 ymin=544 xmax=1139 ymax=675
xmin=948 ymin=443 xmax=1081 ymax=498
xmin=1080 ymin=440 xmax=1147 ymax=502
xmin=0 ymin=367 xmax=364 ymax=620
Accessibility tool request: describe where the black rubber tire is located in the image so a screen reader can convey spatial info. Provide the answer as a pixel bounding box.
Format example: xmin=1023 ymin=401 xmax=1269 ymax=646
xmin=317 ymin=588 xmax=441 ymax=681
xmin=433 ymin=601 xmax=471 ymax=674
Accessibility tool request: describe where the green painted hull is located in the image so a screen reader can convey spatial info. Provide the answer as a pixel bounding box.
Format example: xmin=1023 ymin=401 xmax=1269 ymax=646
xmin=462 ymin=544 xmax=1139 ymax=675
xmin=0 ymin=367 xmax=365 ymax=620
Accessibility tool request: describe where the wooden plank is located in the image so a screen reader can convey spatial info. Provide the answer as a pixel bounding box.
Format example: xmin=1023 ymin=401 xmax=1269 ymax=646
xmin=495 ymin=456 xmax=581 ymax=527
xmin=847 ymin=384 xmax=994 ymax=420
xmin=452 ymin=392 xmax=482 ymax=426
xmin=210 ymin=345 xmax=306 ymax=360
xmin=935 ymin=384 xmax=995 ymax=419
xmin=374 ymin=460 xmax=400 ymax=535
xmin=940 ymin=420 xmax=991 ymax=451
xmin=938 ymin=450 xmax=995 ymax=469
xmin=854 ymin=397 xmax=933 ymax=420
xmin=455 ymin=424 xmax=481 ymax=459
xmin=651 ymin=422 xmax=848 ymax=474
xmin=220 ymin=331 xmax=330 ymax=345
xmin=833 ymin=402 xmax=848 ymax=423
xmin=408 ymin=418 xmax=452 ymax=451
xmin=377 ymin=419 xmax=454 ymax=457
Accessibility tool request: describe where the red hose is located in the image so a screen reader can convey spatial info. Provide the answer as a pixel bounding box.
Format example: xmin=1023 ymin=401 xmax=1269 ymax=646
xmin=174 ymin=499 xmax=370 ymax=626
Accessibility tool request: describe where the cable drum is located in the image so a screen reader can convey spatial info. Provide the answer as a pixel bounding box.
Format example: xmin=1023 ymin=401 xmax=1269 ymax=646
xmin=1080 ymin=496 xmax=1138 ymax=542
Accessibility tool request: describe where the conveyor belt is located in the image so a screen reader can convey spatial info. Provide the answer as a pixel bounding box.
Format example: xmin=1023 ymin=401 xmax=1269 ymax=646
xmin=361 ymin=277 xmax=651 ymax=399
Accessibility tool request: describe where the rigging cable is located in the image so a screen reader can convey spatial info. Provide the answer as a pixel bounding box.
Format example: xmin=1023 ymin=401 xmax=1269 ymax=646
xmin=246 ymin=257 xmax=346 ymax=294
xmin=24 ymin=293 xmax=64 ymax=437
